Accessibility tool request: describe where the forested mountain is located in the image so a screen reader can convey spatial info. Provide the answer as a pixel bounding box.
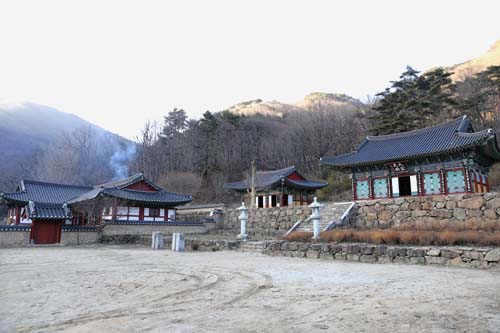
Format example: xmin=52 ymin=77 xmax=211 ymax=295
xmin=131 ymin=94 xmax=368 ymax=204
xmin=0 ymin=102 xmax=134 ymax=191
xmin=1 ymin=39 xmax=499 ymax=207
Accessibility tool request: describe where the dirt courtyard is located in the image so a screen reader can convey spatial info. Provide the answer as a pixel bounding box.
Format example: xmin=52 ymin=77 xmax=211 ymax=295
xmin=1 ymin=246 xmax=500 ymax=332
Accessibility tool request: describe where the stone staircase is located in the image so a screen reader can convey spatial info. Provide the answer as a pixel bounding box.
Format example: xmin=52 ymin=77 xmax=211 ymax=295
xmin=291 ymin=201 xmax=355 ymax=233
xmin=238 ymin=241 xmax=267 ymax=253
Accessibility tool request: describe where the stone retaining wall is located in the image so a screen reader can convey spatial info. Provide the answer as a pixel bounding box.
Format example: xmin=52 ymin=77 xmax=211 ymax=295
xmin=60 ymin=231 xmax=100 ymax=246
xmin=100 ymin=224 xmax=207 ymax=244
xmin=221 ymin=206 xmax=311 ymax=238
xmin=0 ymin=230 xmax=31 ymax=247
xmin=101 ymin=223 xmax=207 ymax=236
xmin=261 ymin=240 xmax=500 ymax=269
xmin=354 ymin=192 xmax=500 ymax=229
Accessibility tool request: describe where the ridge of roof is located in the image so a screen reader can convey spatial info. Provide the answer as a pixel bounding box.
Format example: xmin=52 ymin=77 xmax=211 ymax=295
xmin=365 ymin=116 xmax=467 ymax=142
xmin=21 ymin=179 xmax=93 ymax=190
xmin=256 ymin=165 xmax=296 ymax=176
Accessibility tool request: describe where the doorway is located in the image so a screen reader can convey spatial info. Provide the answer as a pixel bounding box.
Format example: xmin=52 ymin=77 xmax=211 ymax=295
xmin=398 ymin=176 xmax=412 ymax=196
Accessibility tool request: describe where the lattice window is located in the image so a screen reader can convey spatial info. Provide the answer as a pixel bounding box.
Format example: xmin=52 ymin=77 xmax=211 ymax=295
xmin=373 ymin=178 xmax=388 ymax=198
xmin=423 ymin=173 xmax=441 ymax=195
xmin=447 ymin=170 xmax=465 ymax=193
xmin=356 ymin=180 xmax=369 ymax=199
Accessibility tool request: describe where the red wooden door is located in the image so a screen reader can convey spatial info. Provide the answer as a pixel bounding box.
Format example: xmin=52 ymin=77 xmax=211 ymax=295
xmin=33 ymin=221 xmax=62 ymax=244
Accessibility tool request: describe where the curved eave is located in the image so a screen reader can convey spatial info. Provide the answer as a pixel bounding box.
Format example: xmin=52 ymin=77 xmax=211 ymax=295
xmin=283 ymin=179 xmax=328 ymax=190
xmin=322 ymin=139 xmax=493 ymax=170
xmin=99 ymin=191 xmax=193 ymax=207
xmin=0 ymin=193 xmax=29 ymax=206
xmin=479 ymin=133 xmax=500 ymax=162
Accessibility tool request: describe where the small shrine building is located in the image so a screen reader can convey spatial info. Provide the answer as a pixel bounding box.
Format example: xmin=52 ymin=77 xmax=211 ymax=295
xmin=224 ymin=166 xmax=328 ymax=208
xmin=321 ymin=116 xmax=500 ymax=200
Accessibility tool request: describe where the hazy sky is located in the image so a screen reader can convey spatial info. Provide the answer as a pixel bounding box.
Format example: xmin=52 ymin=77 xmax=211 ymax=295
xmin=0 ymin=0 xmax=499 ymax=139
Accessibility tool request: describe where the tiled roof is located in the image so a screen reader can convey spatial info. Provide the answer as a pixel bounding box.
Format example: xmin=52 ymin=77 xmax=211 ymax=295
xmin=321 ymin=116 xmax=500 ymax=169
xmin=224 ymin=166 xmax=328 ymax=191
xmin=30 ymin=204 xmax=69 ymax=220
xmin=1 ymin=180 xmax=92 ymax=205
xmin=1 ymin=174 xmax=192 ymax=210
xmin=101 ymin=188 xmax=192 ymax=205
xmin=96 ymin=173 xmax=163 ymax=191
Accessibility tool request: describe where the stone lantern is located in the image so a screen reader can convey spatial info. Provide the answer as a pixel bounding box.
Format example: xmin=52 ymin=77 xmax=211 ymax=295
xmin=237 ymin=202 xmax=249 ymax=241
xmin=309 ymin=197 xmax=323 ymax=240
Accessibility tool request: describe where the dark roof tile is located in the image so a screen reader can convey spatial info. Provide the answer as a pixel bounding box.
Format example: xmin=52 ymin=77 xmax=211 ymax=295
xmin=321 ymin=116 xmax=500 ymax=169
xmin=224 ymin=166 xmax=327 ymax=191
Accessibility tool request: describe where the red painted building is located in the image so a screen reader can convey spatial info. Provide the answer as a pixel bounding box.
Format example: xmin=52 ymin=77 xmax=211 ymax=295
xmin=1 ymin=173 xmax=192 ymax=244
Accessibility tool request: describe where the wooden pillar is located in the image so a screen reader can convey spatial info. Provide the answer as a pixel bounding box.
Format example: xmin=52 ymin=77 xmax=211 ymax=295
xmin=15 ymin=207 xmax=20 ymax=225
xmin=352 ymin=177 xmax=356 ymax=201
xmin=440 ymin=169 xmax=448 ymax=194
xmin=386 ymin=176 xmax=392 ymax=198
xmin=368 ymin=176 xmax=374 ymax=200
xmin=416 ymin=172 xmax=423 ymax=196
xmin=464 ymin=166 xmax=472 ymax=193
xmin=112 ymin=200 xmax=117 ymax=220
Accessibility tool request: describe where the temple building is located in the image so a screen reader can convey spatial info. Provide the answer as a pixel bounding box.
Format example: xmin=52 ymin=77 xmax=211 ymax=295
xmin=321 ymin=116 xmax=500 ymax=200
xmin=0 ymin=173 xmax=192 ymax=244
xmin=224 ymin=166 xmax=328 ymax=208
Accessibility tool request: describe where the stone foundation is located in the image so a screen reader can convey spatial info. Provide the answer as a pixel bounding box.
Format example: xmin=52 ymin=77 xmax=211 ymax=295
xmin=261 ymin=240 xmax=500 ymax=269
xmin=354 ymin=192 xmax=500 ymax=229
xmin=221 ymin=206 xmax=311 ymax=238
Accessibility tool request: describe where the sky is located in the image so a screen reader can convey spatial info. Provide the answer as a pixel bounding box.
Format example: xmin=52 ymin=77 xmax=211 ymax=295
xmin=0 ymin=0 xmax=499 ymax=139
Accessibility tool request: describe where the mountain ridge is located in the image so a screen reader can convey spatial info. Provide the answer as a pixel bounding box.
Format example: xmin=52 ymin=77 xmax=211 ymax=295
xmin=447 ymin=39 xmax=500 ymax=81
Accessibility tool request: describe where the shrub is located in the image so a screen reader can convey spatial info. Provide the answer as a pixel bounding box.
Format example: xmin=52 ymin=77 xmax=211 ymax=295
xmin=283 ymin=231 xmax=313 ymax=242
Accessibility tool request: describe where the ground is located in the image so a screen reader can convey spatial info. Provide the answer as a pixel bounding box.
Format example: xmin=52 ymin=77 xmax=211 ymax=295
xmin=1 ymin=246 xmax=500 ymax=333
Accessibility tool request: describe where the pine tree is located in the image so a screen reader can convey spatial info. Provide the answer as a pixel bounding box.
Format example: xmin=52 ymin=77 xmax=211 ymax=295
xmin=370 ymin=66 xmax=457 ymax=135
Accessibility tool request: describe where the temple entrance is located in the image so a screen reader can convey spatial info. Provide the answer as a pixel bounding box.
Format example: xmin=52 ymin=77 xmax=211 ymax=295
xmin=32 ymin=220 xmax=62 ymax=244
xmin=398 ymin=176 xmax=412 ymax=196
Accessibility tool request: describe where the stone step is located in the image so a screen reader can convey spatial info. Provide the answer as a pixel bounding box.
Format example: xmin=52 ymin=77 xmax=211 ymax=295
xmin=238 ymin=241 xmax=266 ymax=253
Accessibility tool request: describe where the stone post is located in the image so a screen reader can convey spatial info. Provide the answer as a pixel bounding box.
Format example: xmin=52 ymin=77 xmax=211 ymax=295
xmin=152 ymin=232 xmax=164 ymax=250
xmin=309 ymin=197 xmax=323 ymax=240
xmin=171 ymin=232 xmax=177 ymax=251
xmin=237 ymin=202 xmax=249 ymax=241
xmin=175 ymin=233 xmax=185 ymax=251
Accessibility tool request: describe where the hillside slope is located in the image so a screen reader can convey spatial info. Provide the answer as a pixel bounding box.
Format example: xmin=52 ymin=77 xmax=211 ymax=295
xmin=225 ymin=92 xmax=366 ymax=117
xmin=448 ymin=39 xmax=500 ymax=81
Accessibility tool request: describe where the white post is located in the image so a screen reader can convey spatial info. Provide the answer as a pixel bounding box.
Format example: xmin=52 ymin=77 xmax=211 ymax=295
xmin=309 ymin=197 xmax=323 ymax=240
xmin=175 ymin=233 xmax=185 ymax=251
xmin=237 ymin=202 xmax=249 ymax=241
xmin=171 ymin=232 xmax=177 ymax=251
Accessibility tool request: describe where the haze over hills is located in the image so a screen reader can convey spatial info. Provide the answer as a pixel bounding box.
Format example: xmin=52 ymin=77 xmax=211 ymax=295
xmin=0 ymin=102 xmax=133 ymax=187
xmin=447 ymin=39 xmax=500 ymax=81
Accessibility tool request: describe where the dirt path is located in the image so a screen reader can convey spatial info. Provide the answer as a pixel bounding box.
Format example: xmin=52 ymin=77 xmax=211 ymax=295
xmin=1 ymin=246 xmax=500 ymax=332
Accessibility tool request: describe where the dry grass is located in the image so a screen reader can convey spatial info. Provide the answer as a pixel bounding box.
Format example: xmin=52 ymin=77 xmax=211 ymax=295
xmin=284 ymin=229 xmax=500 ymax=247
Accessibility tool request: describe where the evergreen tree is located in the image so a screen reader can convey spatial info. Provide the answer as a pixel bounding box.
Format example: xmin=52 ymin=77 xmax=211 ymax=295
xmin=370 ymin=66 xmax=457 ymax=135
xmin=162 ymin=108 xmax=188 ymax=139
